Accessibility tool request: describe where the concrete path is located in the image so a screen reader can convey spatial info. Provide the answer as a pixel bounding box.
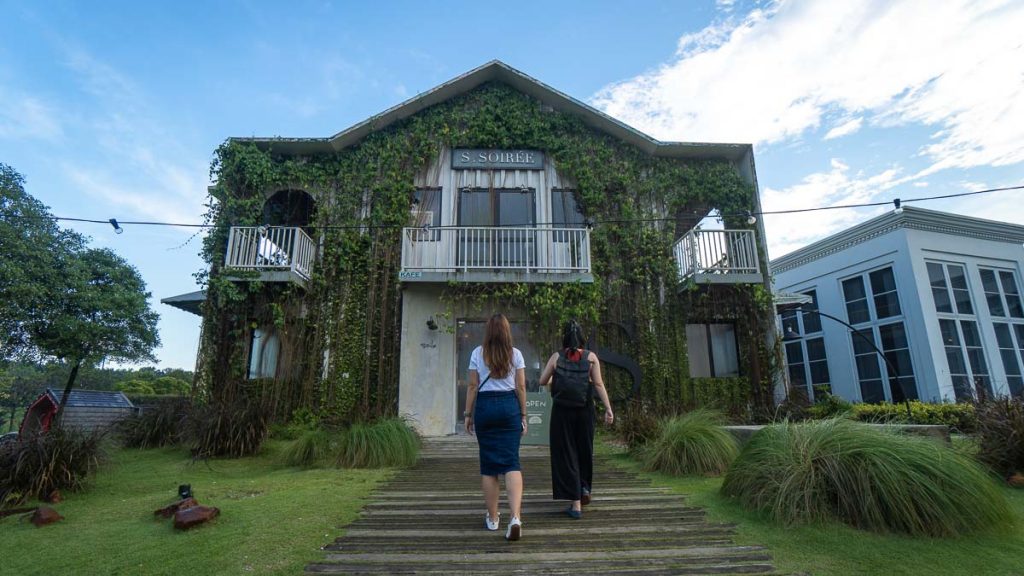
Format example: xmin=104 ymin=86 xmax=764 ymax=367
xmin=306 ymin=436 xmax=778 ymax=575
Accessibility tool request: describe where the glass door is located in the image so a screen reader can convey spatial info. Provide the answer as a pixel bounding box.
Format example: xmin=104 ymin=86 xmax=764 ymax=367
xmin=457 ymin=188 xmax=536 ymax=269
xmin=455 ymin=319 xmax=543 ymax=434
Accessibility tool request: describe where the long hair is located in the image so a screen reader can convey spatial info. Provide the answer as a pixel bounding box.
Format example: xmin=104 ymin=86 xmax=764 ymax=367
xmin=562 ymin=319 xmax=586 ymax=361
xmin=483 ymin=313 xmax=513 ymax=379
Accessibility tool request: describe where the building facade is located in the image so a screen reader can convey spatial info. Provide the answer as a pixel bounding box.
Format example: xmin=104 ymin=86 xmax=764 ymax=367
xmin=166 ymin=61 xmax=776 ymax=435
xmin=773 ymin=206 xmax=1024 ymax=404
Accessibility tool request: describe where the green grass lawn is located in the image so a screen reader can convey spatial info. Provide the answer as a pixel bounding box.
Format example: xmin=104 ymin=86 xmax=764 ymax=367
xmin=0 ymin=441 xmax=389 ymax=575
xmin=602 ymin=441 xmax=1024 ymax=576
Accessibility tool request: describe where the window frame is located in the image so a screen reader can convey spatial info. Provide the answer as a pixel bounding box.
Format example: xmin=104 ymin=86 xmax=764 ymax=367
xmin=779 ymin=290 xmax=831 ymax=401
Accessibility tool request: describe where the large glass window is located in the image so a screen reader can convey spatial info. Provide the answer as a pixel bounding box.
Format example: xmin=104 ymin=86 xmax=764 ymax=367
xmin=841 ymin=266 xmax=917 ymax=402
xmin=940 ymin=319 xmax=992 ymax=400
xmin=686 ymin=323 xmax=739 ymax=378
xmin=980 ymin=268 xmax=1024 ymax=319
xmin=248 ymin=328 xmax=280 ymax=380
xmin=779 ymin=290 xmax=831 ymax=400
xmin=457 ymin=187 xmax=536 ymax=268
xmin=993 ymin=324 xmax=1024 ymax=397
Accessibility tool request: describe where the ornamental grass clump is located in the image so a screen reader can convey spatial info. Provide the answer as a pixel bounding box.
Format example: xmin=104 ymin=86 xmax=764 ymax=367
xmin=118 ymin=400 xmax=188 ymax=449
xmin=336 ymin=418 xmax=419 ymax=469
xmin=721 ymin=419 xmax=1012 ymax=537
xmin=975 ymin=397 xmax=1024 ymax=479
xmin=640 ymin=409 xmax=738 ymax=476
xmin=280 ymin=429 xmax=334 ymax=468
xmin=0 ymin=427 xmax=107 ymax=505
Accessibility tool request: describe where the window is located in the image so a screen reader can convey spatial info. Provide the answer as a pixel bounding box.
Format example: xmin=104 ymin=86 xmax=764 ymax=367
xmin=928 ymin=262 xmax=974 ymax=315
xmin=686 ymin=324 xmax=739 ymax=378
xmin=248 ymin=328 xmax=280 ymax=380
xmin=983 ymin=268 xmax=1024 ymax=398
xmin=980 ymin=268 xmax=1024 ymax=319
xmin=841 ymin=266 xmax=918 ymax=402
xmin=551 ymin=189 xmax=585 ymax=241
xmin=780 ymin=290 xmax=831 ymax=400
xmin=410 ymin=188 xmax=441 ymax=240
xmin=457 ymin=187 xmax=536 ymax=268
xmin=940 ymin=319 xmax=992 ymax=400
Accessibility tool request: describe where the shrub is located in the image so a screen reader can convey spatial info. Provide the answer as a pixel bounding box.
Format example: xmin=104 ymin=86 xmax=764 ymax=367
xmin=975 ymin=397 xmax=1024 ymax=478
xmin=640 ymin=409 xmax=738 ymax=476
xmin=118 ymin=399 xmax=188 ymax=449
xmin=0 ymin=427 xmax=107 ymax=505
xmin=805 ymin=393 xmax=853 ymax=419
xmin=185 ymin=399 xmax=270 ymax=459
xmin=721 ymin=419 xmax=1011 ymax=536
xmin=270 ymin=407 xmax=322 ymax=441
xmin=336 ymin=418 xmax=419 ymax=468
xmin=850 ymin=401 xmax=977 ymax=432
xmin=280 ymin=429 xmax=334 ymax=468
xmin=617 ymin=400 xmax=662 ymax=451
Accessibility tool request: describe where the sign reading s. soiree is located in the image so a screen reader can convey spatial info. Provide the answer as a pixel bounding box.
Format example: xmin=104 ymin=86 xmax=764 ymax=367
xmin=452 ymin=149 xmax=544 ymax=170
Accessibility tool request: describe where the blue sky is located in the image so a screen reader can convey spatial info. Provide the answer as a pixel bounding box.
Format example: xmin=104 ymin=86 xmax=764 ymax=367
xmin=2 ymin=0 xmax=1022 ymax=370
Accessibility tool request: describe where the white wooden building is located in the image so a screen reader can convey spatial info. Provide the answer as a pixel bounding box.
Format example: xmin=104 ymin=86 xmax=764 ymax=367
xmin=773 ymin=206 xmax=1024 ymax=404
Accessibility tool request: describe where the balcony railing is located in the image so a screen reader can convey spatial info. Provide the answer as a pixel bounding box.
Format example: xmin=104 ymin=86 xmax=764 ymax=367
xmin=400 ymin=226 xmax=591 ymax=274
xmin=225 ymin=226 xmax=316 ymax=281
xmin=674 ymin=229 xmax=761 ymax=283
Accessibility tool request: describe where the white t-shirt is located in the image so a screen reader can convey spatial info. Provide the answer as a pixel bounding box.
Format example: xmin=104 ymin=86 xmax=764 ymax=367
xmin=468 ymin=346 xmax=525 ymax=392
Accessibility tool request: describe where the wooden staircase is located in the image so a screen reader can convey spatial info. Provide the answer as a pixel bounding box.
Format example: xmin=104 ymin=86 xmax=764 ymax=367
xmin=307 ymin=436 xmax=777 ymax=575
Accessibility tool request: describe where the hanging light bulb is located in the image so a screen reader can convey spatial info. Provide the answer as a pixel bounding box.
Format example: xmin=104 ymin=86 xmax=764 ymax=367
xmin=108 ymin=218 xmax=123 ymax=234
xmin=745 ymin=211 xmax=757 ymax=225
xmin=893 ymin=198 xmax=903 ymax=214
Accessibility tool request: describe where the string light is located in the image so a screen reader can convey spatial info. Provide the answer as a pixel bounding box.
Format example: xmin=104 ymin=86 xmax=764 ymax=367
xmin=3 ymin=184 xmax=1020 ymax=233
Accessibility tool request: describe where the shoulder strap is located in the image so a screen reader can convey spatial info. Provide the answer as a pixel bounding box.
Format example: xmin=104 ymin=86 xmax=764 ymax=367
xmin=477 ymin=373 xmax=492 ymax=392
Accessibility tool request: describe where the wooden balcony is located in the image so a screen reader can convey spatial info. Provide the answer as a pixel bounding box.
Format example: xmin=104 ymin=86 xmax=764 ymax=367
xmin=399 ymin=226 xmax=593 ymax=283
xmin=224 ymin=226 xmax=316 ymax=286
xmin=674 ymin=229 xmax=762 ymax=284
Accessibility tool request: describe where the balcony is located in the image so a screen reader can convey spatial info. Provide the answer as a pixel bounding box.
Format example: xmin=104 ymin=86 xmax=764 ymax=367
xmin=399 ymin=226 xmax=593 ymax=283
xmin=674 ymin=229 xmax=762 ymax=284
xmin=224 ymin=226 xmax=316 ymax=286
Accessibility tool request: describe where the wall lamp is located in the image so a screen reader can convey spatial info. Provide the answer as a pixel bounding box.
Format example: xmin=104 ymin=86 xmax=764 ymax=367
xmin=426 ymin=316 xmax=438 ymax=331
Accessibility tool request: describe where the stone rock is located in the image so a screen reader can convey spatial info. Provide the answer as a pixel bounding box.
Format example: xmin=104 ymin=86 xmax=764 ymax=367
xmin=31 ymin=506 xmax=63 ymax=527
xmin=173 ymin=505 xmax=220 ymax=530
xmin=44 ymin=489 xmax=63 ymax=504
xmin=1008 ymin=473 xmax=1024 ymax=488
xmin=155 ymin=497 xmax=199 ymax=518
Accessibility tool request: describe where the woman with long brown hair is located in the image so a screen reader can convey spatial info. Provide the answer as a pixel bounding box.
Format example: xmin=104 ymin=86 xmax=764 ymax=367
xmin=464 ymin=313 xmax=527 ymax=541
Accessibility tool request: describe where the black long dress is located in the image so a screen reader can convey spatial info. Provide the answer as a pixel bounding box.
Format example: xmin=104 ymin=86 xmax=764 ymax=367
xmin=549 ymin=397 xmax=595 ymax=501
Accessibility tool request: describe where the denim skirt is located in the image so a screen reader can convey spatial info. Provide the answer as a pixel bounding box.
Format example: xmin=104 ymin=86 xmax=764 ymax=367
xmin=474 ymin=391 xmax=521 ymax=476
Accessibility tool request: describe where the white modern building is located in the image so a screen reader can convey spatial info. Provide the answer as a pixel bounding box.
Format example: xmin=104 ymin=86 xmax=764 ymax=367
xmin=773 ymin=206 xmax=1024 ymax=404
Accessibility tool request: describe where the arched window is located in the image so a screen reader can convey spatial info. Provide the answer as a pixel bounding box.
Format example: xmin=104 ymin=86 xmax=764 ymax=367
xmin=263 ymin=189 xmax=316 ymax=228
xmin=248 ymin=328 xmax=281 ymax=379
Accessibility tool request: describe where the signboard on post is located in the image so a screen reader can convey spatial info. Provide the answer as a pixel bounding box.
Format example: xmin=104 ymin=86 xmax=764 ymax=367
xmin=522 ymin=391 xmax=552 ymax=446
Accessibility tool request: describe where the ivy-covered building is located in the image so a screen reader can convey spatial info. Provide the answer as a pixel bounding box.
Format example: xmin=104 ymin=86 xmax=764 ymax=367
xmin=166 ymin=61 xmax=778 ymax=435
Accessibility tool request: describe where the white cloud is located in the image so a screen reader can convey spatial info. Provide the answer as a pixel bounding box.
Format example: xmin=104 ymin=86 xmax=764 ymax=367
xmin=761 ymin=159 xmax=905 ymax=258
xmin=592 ymin=0 xmax=1024 ymax=174
xmin=0 ymin=91 xmax=63 ymax=141
xmin=823 ymin=117 xmax=862 ymax=141
xmin=60 ymin=47 xmax=209 ymax=229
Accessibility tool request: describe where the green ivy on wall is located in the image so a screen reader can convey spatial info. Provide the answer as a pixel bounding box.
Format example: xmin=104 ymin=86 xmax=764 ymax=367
xmin=197 ymin=82 xmax=773 ymax=424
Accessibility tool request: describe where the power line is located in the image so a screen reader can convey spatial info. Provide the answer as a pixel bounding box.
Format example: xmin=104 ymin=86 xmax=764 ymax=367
xmin=4 ymin=184 xmax=1022 ymax=231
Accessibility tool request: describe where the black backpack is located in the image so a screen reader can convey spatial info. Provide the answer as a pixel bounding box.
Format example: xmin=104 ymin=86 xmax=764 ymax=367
xmin=552 ymin=349 xmax=592 ymax=408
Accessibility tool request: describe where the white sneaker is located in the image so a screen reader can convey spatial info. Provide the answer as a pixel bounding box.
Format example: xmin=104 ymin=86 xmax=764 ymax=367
xmin=485 ymin=512 xmax=500 ymax=531
xmin=505 ymin=516 xmax=522 ymax=541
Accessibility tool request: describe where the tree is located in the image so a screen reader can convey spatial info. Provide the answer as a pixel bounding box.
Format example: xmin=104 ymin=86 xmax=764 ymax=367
xmin=2 ymin=164 xmax=161 ymax=424
xmin=0 ymin=164 xmax=85 ymax=361
xmin=29 ymin=247 xmax=161 ymax=422
xmin=150 ymin=376 xmax=190 ymax=395
xmin=116 ymin=379 xmax=156 ymax=395
xmin=0 ymin=364 xmax=45 ymax=432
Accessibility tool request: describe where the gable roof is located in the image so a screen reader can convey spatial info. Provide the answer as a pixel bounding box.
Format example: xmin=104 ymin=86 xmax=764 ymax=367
xmin=771 ymin=206 xmax=1024 ymax=274
xmin=235 ymin=60 xmax=752 ymax=161
xmin=45 ymin=388 xmax=135 ymax=409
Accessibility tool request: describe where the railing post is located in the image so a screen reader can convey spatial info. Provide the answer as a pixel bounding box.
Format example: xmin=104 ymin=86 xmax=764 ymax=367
xmin=225 ymin=227 xmax=236 ymax=267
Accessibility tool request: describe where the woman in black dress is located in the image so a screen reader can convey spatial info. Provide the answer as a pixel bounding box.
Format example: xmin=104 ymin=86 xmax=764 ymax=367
xmin=539 ymin=320 xmax=614 ymax=518
xmin=464 ymin=313 xmax=528 ymax=540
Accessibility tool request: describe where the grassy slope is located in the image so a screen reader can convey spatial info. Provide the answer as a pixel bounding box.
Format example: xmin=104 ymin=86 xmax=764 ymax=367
xmin=601 ymin=442 xmax=1024 ymax=576
xmin=0 ymin=441 xmax=388 ymax=575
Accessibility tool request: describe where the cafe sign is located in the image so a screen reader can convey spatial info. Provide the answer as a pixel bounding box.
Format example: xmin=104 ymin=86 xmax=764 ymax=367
xmin=452 ymin=149 xmax=544 ymax=170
